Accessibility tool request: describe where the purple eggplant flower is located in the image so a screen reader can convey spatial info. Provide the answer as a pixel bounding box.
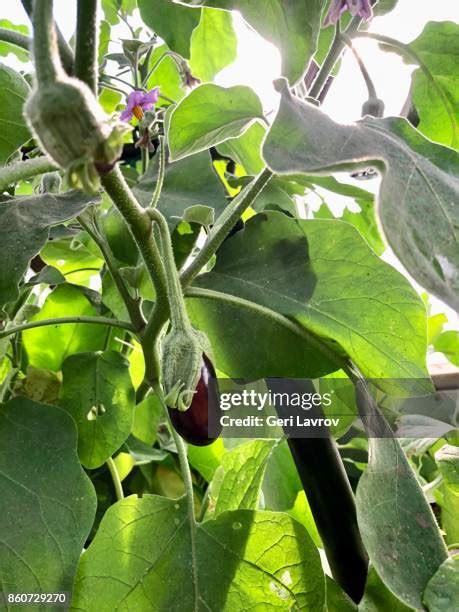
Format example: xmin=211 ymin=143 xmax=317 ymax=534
xmin=120 ymin=88 xmax=160 ymax=122
xmin=324 ymin=0 xmax=373 ymax=27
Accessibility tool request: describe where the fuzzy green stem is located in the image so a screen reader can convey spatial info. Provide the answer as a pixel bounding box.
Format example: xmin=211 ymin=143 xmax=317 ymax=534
xmin=106 ymin=456 xmax=124 ymax=501
xmin=31 ymin=0 xmax=64 ymax=84
xmin=102 ymin=74 xmax=135 ymax=90
xmin=167 ymin=415 xmax=199 ymax=607
xmin=180 ymin=167 xmax=273 ymax=286
xmin=78 ymin=214 xmax=145 ymax=331
xmin=101 ymin=167 xmax=169 ymax=384
xmin=0 ymin=316 xmax=134 ymax=340
xmin=141 ymin=148 xmax=149 ymax=175
xmin=99 ymin=80 xmax=127 ymax=96
xmin=0 ymin=157 xmax=57 ymax=192
xmin=150 ymin=136 xmax=166 ymax=209
xmin=309 ymin=14 xmax=364 ymax=101
xmin=21 ymin=0 xmax=73 ymax=74
xmin=0 ymin=28 xmax=31 ymax=52
xmin=101 ymin=168 xmax=167 ymax=292
xmin=75 ymin=0 xmax=99 ymax=93
xmin=141 ymin=50 xmax=183 ymax=89
xmin=158 ymin=92 xmax=177 ymax=105
xmin=341 ymin=34 xmax=378 ymax=100
xmin=309 ymin=22 xmax=342 ymax=99
xmin=148 ymin=209 xmax=190 ymax=332
xmin=153 ymin=385 xmax=198 ymax=607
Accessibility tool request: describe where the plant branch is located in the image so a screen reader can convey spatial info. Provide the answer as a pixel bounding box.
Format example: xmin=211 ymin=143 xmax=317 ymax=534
xmin=167 ymin=414 xmax=199 ymax=608
xmin=148 ymin=208 xmax=190 ymax=332
xmin=101 ymin=167 xmax=167 ymax=292
xmin=101 ymin=166 xmax=169 ymax=384
xmin=150 ymin=136 xmax=166 ymax=209
xmin=101 ymin=73 xmax=135 ymax=90
xmin=0 ymin=316 xmax=134 ymax=340
xmin=309 ymin=13 xmax=365 ymax=101
xmin=180 ymin=167 xmax=273 ymax=286
xmin=0 ymin=157 xmax=57 ymax=192
xmin=0 ymin=28 xmax=31 ymax=52
xmin=99 ymin=79 xmax=127 ymax=96
xmin=78 ymin=213 xmax=145 ymax=331
xmin=75 ymin=0 xmax=99 ymax=93
xmin=309 ymin=22 xmax=342 ymax=100
xmin=341 ymin=34 xmax=378 ymax=100
xmin=30 ymin=0 xmax=64 ymax=84
xmin=154 ymin=385 xmax=198 ymax=608
xmin=106 ymin=456 xmax=124 ymax=501
xmin=141 ymin=50 xmax=183 ymax=89
xmin=21 ymin=0 xmax=74 ymax=74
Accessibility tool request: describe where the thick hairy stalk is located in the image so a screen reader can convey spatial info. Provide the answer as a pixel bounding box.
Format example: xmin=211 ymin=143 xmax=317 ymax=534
xmin=180 ymin=167 xmax=273 ymax=286
xmin=21 ymin=0 xmax=73 ymax=74
xmin=75 ymin=0 xmax=99 ymax=93
xmin=0 ymin=157 xmax=57 ymax=192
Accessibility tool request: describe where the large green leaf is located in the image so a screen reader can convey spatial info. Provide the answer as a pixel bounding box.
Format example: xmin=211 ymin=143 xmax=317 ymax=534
xmin=373 ymin=0 xmax=399 ymax=15
xmin=356 ymin=435 xmax=447 ymax=609
xmin=145 ymin=43 xmax=186 ymax=106
xmin=0 ymin=63 xmax=30 ymax=164
xmin=134 ymin=150 xmax=227 ymax=227
xmin=407 ymin=21 xmax=459 ymax=148
xmin=359 ymin=567 xmax=412 ymax=612
xmin=40 ymin=234 xmax=104 ymax=287
xmin=167 ymin=83 xmax=263 ymax=161
xmin=190 ymin=8 xmax=237 ymax=82
xmin=0 ymin=191 xmax=98 ymax=308
xmin=262 ymin=440 xmax=302 ymax=511
xmin=176 ymin=0 xmax=324 ymax=84
xmin=59 ymin=351 xmax=135 ymax=469
xmin=22 ymin=285 xmax=108 ymax=371
xmin=306 ymin=175 xmax=383 ymax=255
xmin=138 ymin=0 xmax=201 ymax=58
xmin=433 ymin=330 xmax=459 ymax=367
xmin=207 ymin=439 xmax=276 ymax=517
xmin=423 ymin=555 xmax=459 ymax=612
xmin=73 ymin=495 xmax=325 ymax=610
xmin=194 ymin=211 xmax=429 ymax=384
xmin=187 ymin=439 xmax=225 ymax=482
xmin=286 ymin=491 xmax=322 ymax=548
xmin=263 ymin=79 xmax=459 ymax=311
xmin=0 ymin=398 xmax=96 ymax=602
xmin=187 ymin=290 xmax=338 ymax=379
xmin=217 ymin=121 xmax=266 ymax=175
xmin=326 ymin=576 xmax=357 ymax=612
xmin=102 ymin=0 xmax=136 ymax=24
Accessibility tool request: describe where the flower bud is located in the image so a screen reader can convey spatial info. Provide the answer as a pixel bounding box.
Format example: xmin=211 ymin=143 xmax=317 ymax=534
xmin=38 ymin=171 xmax=61 ymax=194
xmin=24 ymin=77 xmax=128 ymax=193
xmin=161 ymin=326 xmax=211 ymax=412
xmin=361 ymin=98 xmax=385 ymax=118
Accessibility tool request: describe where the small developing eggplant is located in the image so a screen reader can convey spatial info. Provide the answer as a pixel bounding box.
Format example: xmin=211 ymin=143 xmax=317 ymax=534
xmin=167 ymin=354 xmax=222 ymax=446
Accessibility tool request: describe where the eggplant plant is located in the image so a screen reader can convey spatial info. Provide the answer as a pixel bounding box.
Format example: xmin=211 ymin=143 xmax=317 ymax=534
xmin=0 ymin=0 xmax=457 ymax=610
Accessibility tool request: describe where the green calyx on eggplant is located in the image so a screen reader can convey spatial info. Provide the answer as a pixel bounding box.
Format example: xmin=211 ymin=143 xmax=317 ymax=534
xmin=168 ymin=354 xmax=222 ymax=446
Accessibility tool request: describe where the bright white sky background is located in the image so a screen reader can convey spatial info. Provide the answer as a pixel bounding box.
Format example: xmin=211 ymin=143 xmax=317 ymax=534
xmin=2 ymin=0 xmax=459 ymax=369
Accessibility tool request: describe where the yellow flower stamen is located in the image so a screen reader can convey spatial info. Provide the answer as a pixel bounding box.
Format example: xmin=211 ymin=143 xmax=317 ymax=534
xmin=133 ymin=105 xmax=144 ymax=120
